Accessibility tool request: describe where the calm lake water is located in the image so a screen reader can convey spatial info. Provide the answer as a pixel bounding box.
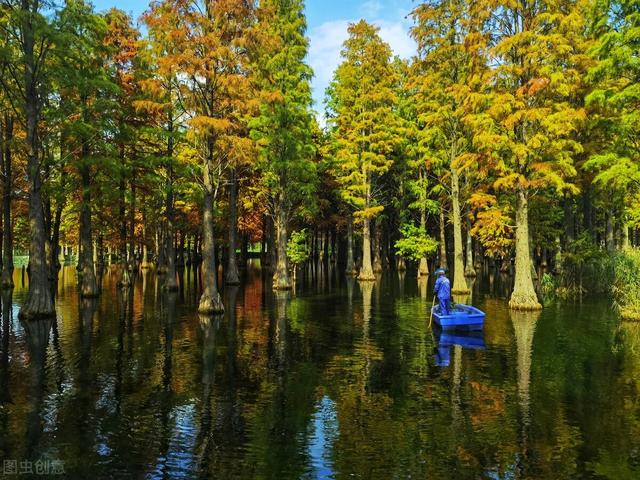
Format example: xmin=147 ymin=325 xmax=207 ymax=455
xmin=1 ymin=263 xmax=639 ymax=479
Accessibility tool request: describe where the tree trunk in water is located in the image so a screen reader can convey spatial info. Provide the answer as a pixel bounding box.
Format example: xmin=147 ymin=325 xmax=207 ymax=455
xmin=164 ymin=212 xmax=177 ymax=290
xmin=18 ymin=10 xmax=55 ymax=319
xmin=165 ymin=122 xmax=177 ymax=291
xmin=198 ymin=147 xmax=223 ymax=314
xmin=418 ymin=209 xmax=429 ymax=277
xmin=1 ymin=115 xmax=14 ymax=289
xmin=176 ymin=233 xmax=185 ymax=268
xmin=141 ymin=211 xmax=151 ymax=269
xmin=263 ymin=215 xmax=276 ymax=269
xmin=373 ymin=223 xmax=383 ymax=273
xmin=118 ymin=144 xmax=131 ymax=288
xmin=358 ymin=218 xmax=375 ymax=281
xmin=225 ymin=168 xmax=240 ymax=285
xmin=509 ymin=188 xmax=541 ymax=310
xmin=273 ymin=197 xmax=291 ymax=290
xmin=359 ymin=169 xmax=375 ymax=282
xmin=128 ymin=174 xmax=137 ymax=279
xmin=79 ymin=157 xmax=98 ymax=298
xmin=346 ymin=215 xmax=356 ymax=275
xmin=451 ymin=168 xmax=469 ymax=294
xmin=439 ymin=208 xmax=448 ymax=270
xmin=50 ymin=133 xmax=66 ymax=282
xmin=465 ymin=218 xmax=476 ymax=277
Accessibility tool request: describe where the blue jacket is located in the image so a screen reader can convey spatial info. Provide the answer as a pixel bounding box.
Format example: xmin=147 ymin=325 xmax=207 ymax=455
xmin=434 ymin=276 xmax=451 ymax=300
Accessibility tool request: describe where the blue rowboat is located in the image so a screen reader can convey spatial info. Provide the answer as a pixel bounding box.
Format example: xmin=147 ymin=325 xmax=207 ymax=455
xmin=431 ymin=304 xmax=485 ymax=329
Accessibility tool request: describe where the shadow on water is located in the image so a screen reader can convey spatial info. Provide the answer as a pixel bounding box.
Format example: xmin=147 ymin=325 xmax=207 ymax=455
xmin=0 ymin=264 xmax=638 ymax=479
xmin=0 ymin=290 xmax=12 ymax=406
xmin=21 ymin=314 xmax=53 ymax=457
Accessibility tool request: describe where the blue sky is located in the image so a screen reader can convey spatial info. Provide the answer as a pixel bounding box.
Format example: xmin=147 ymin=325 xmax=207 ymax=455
xmin=92 ymin=0 xmax=417 ymax=113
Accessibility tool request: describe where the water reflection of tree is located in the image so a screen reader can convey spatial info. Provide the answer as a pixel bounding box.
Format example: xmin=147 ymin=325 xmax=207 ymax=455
xmin=196 ymin=313 xmax=219 ymax=474
xmin=21 ymin=315 xmax=53 ymax=456
xmin=587 ymin=321 xmax=640 ymax=479
xmin=0 ymin=290 xmax=12 ymax=405
xmin=510 ymin=309 xmax=540 ymax=473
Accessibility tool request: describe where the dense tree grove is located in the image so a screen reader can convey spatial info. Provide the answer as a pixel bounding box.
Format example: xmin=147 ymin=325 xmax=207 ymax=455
xmin=0 ymin=0 xmax=638 ymax=318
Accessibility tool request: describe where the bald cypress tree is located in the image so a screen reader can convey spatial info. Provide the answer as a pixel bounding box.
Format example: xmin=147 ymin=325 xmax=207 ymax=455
xmin=471 ymin=0 xmax=588 ymax=310
xmin=0 ymin=1 xmax=56 ymax=319
xmin=250 ymin=0 xmax=316 ymax=290
xmin=326 ymin=20 xmax=400 ymax=281
xmin=410 ymin=0 xmax=491 ymax=294
xmin=586 ymin=0 xmax=640 ymax=246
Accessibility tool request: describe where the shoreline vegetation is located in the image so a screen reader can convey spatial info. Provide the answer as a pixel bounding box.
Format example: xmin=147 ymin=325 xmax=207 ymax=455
xmin=0 ymin=0 xmax=638 ymax=319
xmin=612 ymin=249 xmax=640 ymax=321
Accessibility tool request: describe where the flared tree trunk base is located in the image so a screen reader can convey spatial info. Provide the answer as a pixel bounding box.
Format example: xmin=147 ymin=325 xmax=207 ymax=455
xmin=452 ymin=274 xmax=470 ymax=295
xmin=141 ymin=262 xmax=152 ymax=270
xmin=358 ymin=267 xmax=376 ymax=282
xmin=452 ymin=288 xmax=471 ymax=295
xmin=418 ymin=258 xmax=429 ymax=277
xmin=198 ymin=292 xmax=224 ymax=314
xmin=509 ymin=292 xmax=542 ymax=311
xmin=18 ymin=294 xmax=55 ymax=320
xmin=273 ymin=274 xmax=292 ymax=290
xmin=464 ymin=268 xmax=477 ymax=278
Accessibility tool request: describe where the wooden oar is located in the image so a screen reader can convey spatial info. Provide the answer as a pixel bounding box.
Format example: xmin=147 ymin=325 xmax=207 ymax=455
xmin=429 ymin=295 xmax=436 ymax=327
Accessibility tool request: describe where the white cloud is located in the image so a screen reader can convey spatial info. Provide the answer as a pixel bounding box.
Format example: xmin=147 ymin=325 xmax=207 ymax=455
xmin=377 ymin=19 xmax=415 ymax=60
xmin=360 ymin=0 xmax=383 ymax=17
xmin=308 ymin=19 xmax=351 ymax=110
xmin=307 ymin=17 xmax=416 ymax=118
